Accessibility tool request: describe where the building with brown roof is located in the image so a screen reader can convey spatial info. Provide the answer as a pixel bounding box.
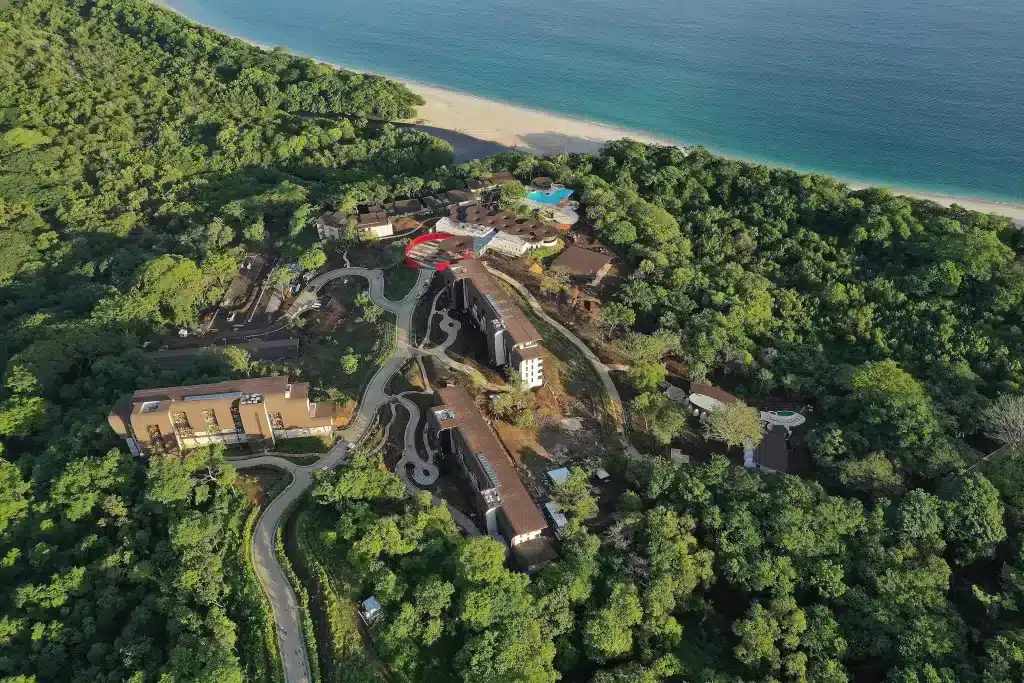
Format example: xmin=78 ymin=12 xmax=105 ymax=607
xmin=550 ymin=246 xmax=614 ymax=286
xmin=427 ymin=386 xmax=547 ymax=547
xmin=384 ymin=198 xmax=425 ymax=217
xmin=437 ymin=204 xmax=560 ymax=257
xmin=444 ymin=259 xmax=547 ymax=388
xmin=316 ymin=209 xmax=393 ymax=240
xmin=445 ymin=188 xmax=477 ymax=206
xmin=108 ymin=376 xmax=334 ymax=456
xmin=753 ymin=425 xmax=791 ymax=474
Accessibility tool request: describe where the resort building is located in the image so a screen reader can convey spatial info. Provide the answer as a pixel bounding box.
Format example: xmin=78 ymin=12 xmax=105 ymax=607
xmin=444 ymin=258 xmax=548 ymax=388
xmin=383 ymin=198 xmax=425 ymax=217
xmin=427 ymin=386 xmax=549 ymax=551
xmin=550 ymin=245 xmax=614 ymax=286
xmin=437 ymin=204 xmax=561 ymax=257
xmin=108 ymin=376 xmax=334 ymax=456
xmin=445 ymin=188 xmax=477 ymax=206
xmin=745 ymin=425 xmax=792 ymax=474
xmin=316 ymin=209 xmax=393 ymax=239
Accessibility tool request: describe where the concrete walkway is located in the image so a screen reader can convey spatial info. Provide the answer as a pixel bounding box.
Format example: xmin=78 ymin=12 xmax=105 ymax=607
xmin=483 ymin=263 xmax=642 ymax=458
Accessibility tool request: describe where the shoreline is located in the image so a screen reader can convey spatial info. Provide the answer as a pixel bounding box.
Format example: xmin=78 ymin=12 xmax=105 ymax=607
xmin=158 ymin=0 xmax=1024 ymax=223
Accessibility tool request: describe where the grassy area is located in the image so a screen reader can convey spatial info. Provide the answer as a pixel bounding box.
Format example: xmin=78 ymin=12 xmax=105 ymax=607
xmin=275 ymin=435 xmax=335 ymax=454
xmin=383 ymin=265 xmax=419 ymax=301
xmin=346 ymin=240 xmax=405 ymax=269
xmin=289 ymin=501 xmax=386 ymax=683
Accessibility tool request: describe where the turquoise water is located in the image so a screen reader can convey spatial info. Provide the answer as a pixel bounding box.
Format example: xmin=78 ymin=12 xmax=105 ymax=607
xmin=164 ymin=0 xmax=1024 ymax=202
xmin=527 ymin=188 xmax=574 ymax=205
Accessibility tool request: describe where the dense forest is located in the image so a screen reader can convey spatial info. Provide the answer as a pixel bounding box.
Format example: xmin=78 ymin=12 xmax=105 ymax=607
xmin=0 ymin=0 xmax=455 ymax=680
xmin=4 ymin=0 xmax=1024 ymax=682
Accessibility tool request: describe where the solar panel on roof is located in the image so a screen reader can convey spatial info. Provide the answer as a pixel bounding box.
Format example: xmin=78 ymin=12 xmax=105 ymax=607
xmin=475 ymin=453 xmax=501 ymax=489
xmin=183 ymin=391 xmax=243 ymax=402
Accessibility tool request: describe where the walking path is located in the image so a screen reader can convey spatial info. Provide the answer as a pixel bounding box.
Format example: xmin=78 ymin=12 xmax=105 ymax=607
xmin=483 ymin=263 xmax=641 ymax=458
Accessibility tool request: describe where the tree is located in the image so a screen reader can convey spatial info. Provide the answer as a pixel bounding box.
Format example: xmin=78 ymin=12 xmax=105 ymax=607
xmin=242 ymin=215 xmax=265 ymax=243
xmin=0 ymin=458 xmax=31 ymax=534
xmin=297 ymin=245 xmax=327 ymax=273
xmin=267 ymin=266 xmax=295 ymax=294
xmin=551 ymin=469 xmax=598 ymax=520
xmin=598 ymin=302 xmax=636 ymax=336
xmin=538 ymin=265 xmax=572 ymax=297
xmin=938 ymin=471 xmax=1006 ymax=566
xmin=496 ymin=180 xmax=527 ymax=211
xmin=491 ymin=375 xmax=538 ymax=428
xmin=341 ymin=349 xmax=360 ymax=374
xmin=583 ymin=582 xmax=643 ymax=661
xmin=356 ymin=292 xmax=384 ymax=323
xmin=982 ymin=394 xmax=1024 ymax=445
xmin=627 ymin=361 xmax=667 ymax=392
xmin=630 ymin=392 xmax=689 ymax=445
xmin=708 ymin=401 xmax=764 ymax=448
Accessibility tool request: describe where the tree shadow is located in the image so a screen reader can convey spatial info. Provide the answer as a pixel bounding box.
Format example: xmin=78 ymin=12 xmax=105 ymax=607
xmin=403 ymin=124 xmax=515 ymax=163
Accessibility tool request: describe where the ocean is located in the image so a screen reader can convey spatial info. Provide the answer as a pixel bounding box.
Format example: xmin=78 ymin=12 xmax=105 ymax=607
xmin=163 ymin=0 xmax=1023 ymax=203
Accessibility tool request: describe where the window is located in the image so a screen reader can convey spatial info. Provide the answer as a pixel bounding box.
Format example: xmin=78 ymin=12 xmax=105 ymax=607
xmin=269 ymin=412 xmax=284 ymax=429
xmin=202 ymin=409 xmax=220 ymax=433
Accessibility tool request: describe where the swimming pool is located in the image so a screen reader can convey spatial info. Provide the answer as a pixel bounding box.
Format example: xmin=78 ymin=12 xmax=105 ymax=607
xmin=527 ymin=188 xmax=573 ymax=205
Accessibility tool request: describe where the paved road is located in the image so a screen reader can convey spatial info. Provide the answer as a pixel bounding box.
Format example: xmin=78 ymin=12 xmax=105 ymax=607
xmin=235 ymin=267 xmax=430 ymax=683
xmin=484 ymin=263 xmax=642 ymax=458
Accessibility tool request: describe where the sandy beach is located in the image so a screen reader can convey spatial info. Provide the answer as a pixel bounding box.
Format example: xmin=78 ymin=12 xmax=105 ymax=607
xmin=401 ymin=81 xmax=1024 ymax=222
xmin=153 ymin=0 xmax=1024 ymax=224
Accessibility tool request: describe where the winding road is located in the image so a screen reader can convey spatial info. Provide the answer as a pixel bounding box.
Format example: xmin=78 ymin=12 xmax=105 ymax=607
xmin=233 ymin=258 xmax=637 ymax=683
xmin=234 ymin=266 xmax=430 ymax=683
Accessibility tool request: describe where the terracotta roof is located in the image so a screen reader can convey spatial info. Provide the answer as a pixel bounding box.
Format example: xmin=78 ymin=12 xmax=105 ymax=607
xmin=435 ymin=387 xmax=546 ymax=537
xmin=689 ymin=382 xmax=738 ymax=405
xmin=551 ymin=246 xmax=613 ymax=279
xmin=512 ymin=344 xmax=548 ymax=363
xmin=438 ymin=235 xmax=474 ymax=253
xmin=756 ymin=425 xmax=790 ymax=472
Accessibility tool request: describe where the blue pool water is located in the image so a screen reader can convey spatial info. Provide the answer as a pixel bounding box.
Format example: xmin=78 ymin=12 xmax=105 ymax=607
xmin=163 ymin=0 xmax=1024 ymax=202
xmin=527 ymin=188 xmax=574 ymax=205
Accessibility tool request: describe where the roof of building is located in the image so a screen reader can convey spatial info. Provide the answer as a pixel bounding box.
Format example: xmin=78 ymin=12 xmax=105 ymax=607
xmin=446 ymin=259 xmax=543 ymax=346
xmin=466 ymin=179 xmax=487 ymax=191
xmin=510 ymin=536 xmax=558 ymax=572
xmin=422 ymin=195 xmax=445 ymax=208
xmin=446 ymin=189 xmax=476 ymax=204
xmin=357 ymin=211 xmax=390 ymax=228
xmin=435 ymin=386 xmax=547 ymax=537
xmin=550 ymin=246 xmax=613 ymax=279
xmin=317 ymin=211 xmax=348 ymax=228
xmin=547 ymin=467 xmax=571 ymax=485
xmin=756 ymin=425 xmax=790 ymax=473
xmin=131 ymin=376 xmax=292 ymax=404
xmin=385 ymin=198 xmax=423 ymax=215
xmin=689 ymin=382 xmax=738 ymax=406
xmin=512 ymin=344 xmax=548 ymax=363
xmin=533 ymin=177 xmax=554 ymax=189
xmin=450 ymin=205 xmax=559 ymax=244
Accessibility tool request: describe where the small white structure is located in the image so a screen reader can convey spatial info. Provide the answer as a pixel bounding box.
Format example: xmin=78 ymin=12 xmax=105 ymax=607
xmin=594 ymin=467 xmax=611 ymax=482
xmin=670 ymin=449 xmax=690 ymax=464
xmin=547 ymin=467 xmax=571 ymax=486
xmin=664 ymin=385 xmax=688 ymax=404
xmin=543 ymin=501 xmax=569 ymax=539
xmin=359 ymin=596 xmax=381 ymax=623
